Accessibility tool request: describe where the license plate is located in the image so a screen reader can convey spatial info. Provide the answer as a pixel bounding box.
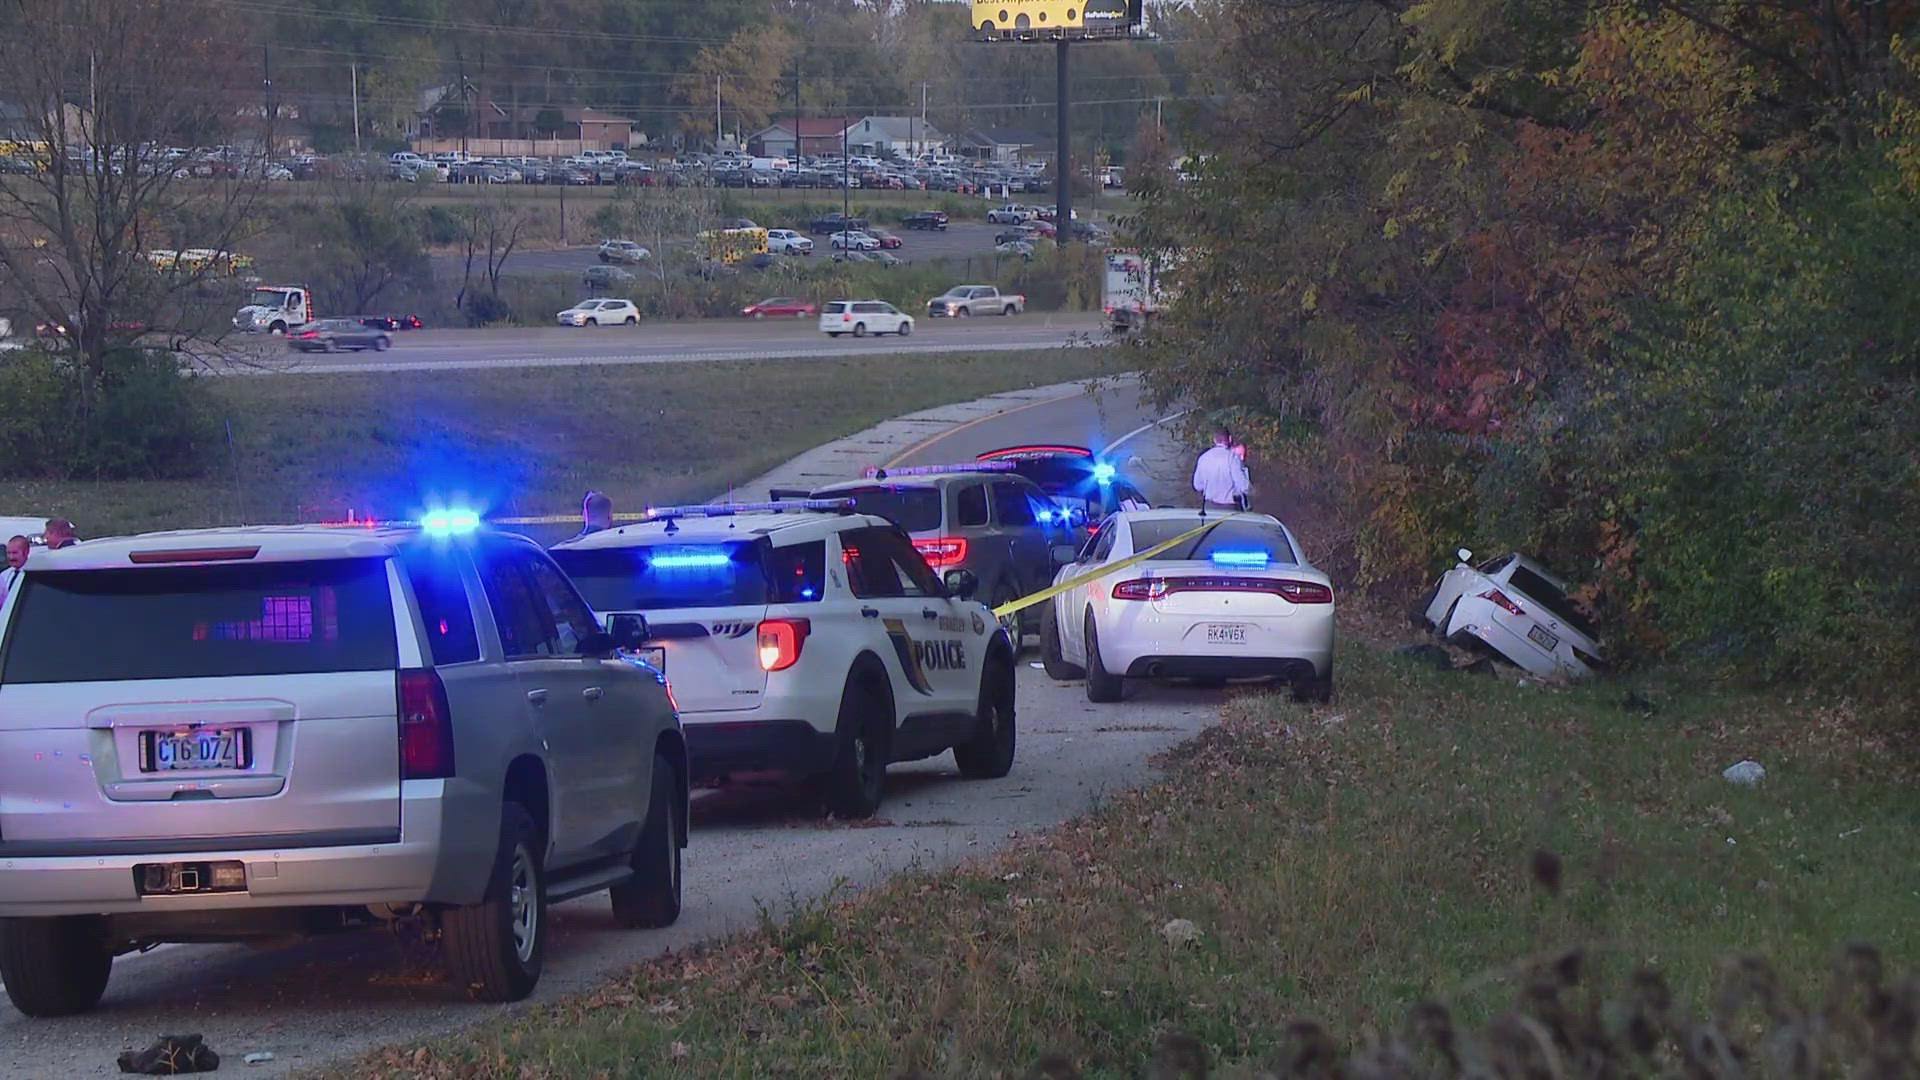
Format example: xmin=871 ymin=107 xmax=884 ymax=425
xmin=1527 ymin=625 xmax=1559 ymax=652
xmin=1205 ymin=624 xmax=1249 ymax=645
xmin=139 ymin=728 xmax=251 ymax=772
xmin=638 ymin=646 xmax=666 ymax=672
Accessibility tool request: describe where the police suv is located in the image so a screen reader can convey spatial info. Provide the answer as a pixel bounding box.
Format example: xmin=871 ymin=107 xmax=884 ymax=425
xmin=549 ymin=501 xmax=1017 ymax=818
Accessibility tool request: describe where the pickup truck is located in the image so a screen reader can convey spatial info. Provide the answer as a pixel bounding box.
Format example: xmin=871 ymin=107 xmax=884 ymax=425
xmin=902 ymin=211 xmax=949 ymax=231
xmin=986 ymin=204 xmax=1032 ymax=225
xmin=927 ymin=285 xmax=1026 ymax=318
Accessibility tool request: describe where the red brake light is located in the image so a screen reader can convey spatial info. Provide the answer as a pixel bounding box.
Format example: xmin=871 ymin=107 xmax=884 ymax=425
xmin=757 ymin=618 xmax=810 ymax=671
xmin=397 ymin=669 xmax=455 ymax=779
xmin=913 ymin=537 xmax=969 ymax=568
xmin=128 ymin=546 xmax=260 ymax=564
xmin=1112 ymin=579 xmax=1166 ymax=601
xmin=1480 ymin=588 xmax=1525 ymax=616
xmin=1115 ymin=577 xmax=1333 ymax=602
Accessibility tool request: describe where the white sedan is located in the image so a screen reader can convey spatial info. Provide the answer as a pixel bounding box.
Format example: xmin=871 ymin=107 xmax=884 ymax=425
xmin=1038 ymin=509 xmax=1334 ymax=703
xmin=830 ymin=230 xmax=880 ymax=251
xmin=556 ymin=298 xmax=640 ymax=326
xmin=1421 ymin=549 xmax=1603 ymax=679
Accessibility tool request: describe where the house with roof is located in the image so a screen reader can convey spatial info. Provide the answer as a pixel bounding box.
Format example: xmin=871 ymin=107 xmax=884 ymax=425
xmin=416 ymin=91 xmax=639 ymax=148
xmin=845 ymin=116 xmax=949 ymax=158
xmin=954 ymin=127 xmax=1054 ymax=164
xmin=748 ymin=117 xmax=859 ymax=158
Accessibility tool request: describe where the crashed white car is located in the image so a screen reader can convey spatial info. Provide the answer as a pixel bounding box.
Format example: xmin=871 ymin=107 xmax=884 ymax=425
xmin=1422 ymin=550 xmax=1602 ymax=679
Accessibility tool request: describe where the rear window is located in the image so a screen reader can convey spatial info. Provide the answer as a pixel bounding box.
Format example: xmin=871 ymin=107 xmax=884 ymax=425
xmin=823 ymin=302 xmax=848 ymax=314
xmin=553 ymin=540 xmax=804 ymax=611
xmin=831 ymin=486 xmax=944 ymax=533
xmin=1129 ymin=519 xmax=1297 ymax=564
xmin=1 ymin=559 xmax=399 ymax=684
xmin=1508 ymin=566 xmax=1598 ymax=638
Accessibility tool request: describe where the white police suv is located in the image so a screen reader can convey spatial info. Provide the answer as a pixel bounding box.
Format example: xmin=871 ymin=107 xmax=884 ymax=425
xmin=549 ymin=501 xmax=1017 ymax=818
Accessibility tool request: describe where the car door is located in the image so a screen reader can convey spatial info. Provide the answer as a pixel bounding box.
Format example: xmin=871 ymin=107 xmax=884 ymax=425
xmin=1058 ymin=517 xmax=1120 ymax=663
xmin=990 ymin=480 xmax=1050 ymax=595
xmin=839 ymin=525 xmax=969 ymax=720
xmin=473 ymin=538 xmax=608 ymax=869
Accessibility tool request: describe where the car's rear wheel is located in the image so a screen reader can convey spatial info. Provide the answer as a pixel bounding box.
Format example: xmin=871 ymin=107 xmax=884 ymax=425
xmin=1084 ymin=613 xmax=1124 ymax=703
xmin=1003 ymin=306 xmax=1017 ymax=316
xmin=954 ymin=659 xmax=1017 ymax=779
xmin=442 ymin=801 xmax=544 ymax=1002
xmin=827 ymin=331 xmax=842 ymax=338
xmin=853 ymin=322 xmax=867 ymax=337
xmin=609 ymin=755 xmax=683 ymax=929
xmin=0 ymin=916 xmax=112 ymax=1017
xmin=1039 ymin=602 xmax=1084 ymax=680
xmin=821 ymin=678 xmax=888 ymax=818
xmin=897 ymin=320 xmax=912 ymax=337
xmin=624 ymin=315 xmax=637 ymax=325
xmin=374 ymin=335 xmax=391 ymax=351
xmin=1294 ymin=661 xmax=1335 ymax=704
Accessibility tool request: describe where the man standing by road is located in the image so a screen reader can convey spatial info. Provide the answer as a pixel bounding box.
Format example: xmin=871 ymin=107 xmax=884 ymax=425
xmin=0 ymin=535 xmax=26 ymax=607
xmin=1192 ymin=428 xmax=1251 ymax=511
xmin=570 ymin=491 xmax=613 ymax=542
xmin=43 ymin=518 xmax=76 ymax=550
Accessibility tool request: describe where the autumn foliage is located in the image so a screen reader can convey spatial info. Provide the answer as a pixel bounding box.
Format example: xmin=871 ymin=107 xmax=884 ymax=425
xmin=1136 ymin=0 xmax=1920 ymax=708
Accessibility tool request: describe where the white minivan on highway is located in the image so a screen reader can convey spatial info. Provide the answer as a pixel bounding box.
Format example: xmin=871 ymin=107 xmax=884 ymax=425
xmin=819 ymin=300 xmax=913 ymax=338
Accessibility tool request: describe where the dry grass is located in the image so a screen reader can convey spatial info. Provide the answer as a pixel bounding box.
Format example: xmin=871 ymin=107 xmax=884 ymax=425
xmin=326 ymin=618 xmax=1920 ymax=1079
xmin=0 ymin=348 xmax=1122 ymax=538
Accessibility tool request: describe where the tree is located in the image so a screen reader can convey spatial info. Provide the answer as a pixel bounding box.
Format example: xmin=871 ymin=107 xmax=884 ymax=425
xmin=601 ymin=182 xmax=716 ymax=309
xmin=452 ymin=191 xmax=530 ymax=321
xmin=533 ymin=106 xmax=565 ymax=138
xmin=311 ymin=183 xmax=431 ymax=315
xmin=0 ymin=0 xmax=270 ymax=382
xmin=675 ymin=25 xmax=799 ymax=144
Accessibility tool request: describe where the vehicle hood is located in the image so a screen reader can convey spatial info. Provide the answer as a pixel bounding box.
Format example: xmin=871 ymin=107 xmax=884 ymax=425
xmin=233 ymin=304 xmax=272 ymax=320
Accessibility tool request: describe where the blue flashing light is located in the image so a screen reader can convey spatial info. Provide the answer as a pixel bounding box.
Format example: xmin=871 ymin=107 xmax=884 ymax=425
xmin=1092 ymin=462 xmax=1117 ymax=485
xmin=649 ymin=549 xmax=734 ymax=569
xmin=799 ymin=587 xmax=817 ymax=599
xmin=421 ymin=509 xmax=480 ymax=535
xmin=1210 ymin=550 xmax=1271 ymax=568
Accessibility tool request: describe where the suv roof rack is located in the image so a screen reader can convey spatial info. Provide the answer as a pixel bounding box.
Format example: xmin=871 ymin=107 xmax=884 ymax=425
xmin=643 ymin=499 xmax=856 ymax=533
xmin=863 ymin=461 xmax=1016 ymax=480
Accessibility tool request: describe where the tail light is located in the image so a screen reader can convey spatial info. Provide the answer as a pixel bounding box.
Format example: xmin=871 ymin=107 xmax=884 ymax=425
xmin=1479 ymin=589 xmax=1526 ymax=616
xmin=1115 ymin=577 xmax=1334 ymax=603
xmin=397 ymin=669 xmax=455 ymax=779
xmin=758 ymin=618 xmax=810 ymax=671
xmin=1113 ymin=579 xmax=1167 ymax=601
xmin=913 ymin=537 xmax=969 ymax=568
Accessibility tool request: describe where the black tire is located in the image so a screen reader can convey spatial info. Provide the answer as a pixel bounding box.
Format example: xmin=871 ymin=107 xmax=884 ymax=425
xmin=442 ymin=801 xmax=545 ymax=1002
xmin=320 ymin=339 xmax=333 ymax=353
xmin=624 ymin=315 xmax=637 ymax=325
xmin=753 ymin=311 xmax=766 ymax=319
xmin=956 ymin=306 xmax=971 ymax=318
xmin=268 ymin=321 xmax=286 ymax=335
xmin=1084 ymin=613 xmax=1123 ymax=703
xmin=989 ymin=581 xmax=1025 ymax=653
xmin=853 ymin=322 xmax=867 ymax=337
xmin=1003 ymin=306 xmax=1017 ymax=316
xmin=822 ymin=677 xmax=888 ymax=819
xmin=1039 ymin=601 xmax=1084 ymax=680
xmin=954 ymin=659 xmax=1017 ymax=779
xmin=374 ymin=335 xmax=391 ymax=351
xmin=609 ymin=756 xmax=683 ymax=929
xmin=827 ymin=331 xmax=842 ymax=338
xmin=1294 ymin=661 xmax=1335 ymax=704
xmin=586 ymin=318 xmax=599 ymax=326
xmin=897 ymin=320 xmax=912 ymax=337
xmin=0 ymin=916 xmax=112 ymax=1017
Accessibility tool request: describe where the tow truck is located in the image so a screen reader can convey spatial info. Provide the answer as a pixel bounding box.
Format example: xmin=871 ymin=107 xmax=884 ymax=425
xmin=232 ymin=283 xmax=314 ymax=335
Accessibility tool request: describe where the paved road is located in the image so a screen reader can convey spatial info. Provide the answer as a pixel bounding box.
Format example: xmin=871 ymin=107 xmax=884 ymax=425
xmin=218 ymin=313 xmax=1108 ymax=376
xmin=0 ymin=387 xmax=1201 ymax=1079
xmin=431 ymin=224 xmax=1010 ymax=282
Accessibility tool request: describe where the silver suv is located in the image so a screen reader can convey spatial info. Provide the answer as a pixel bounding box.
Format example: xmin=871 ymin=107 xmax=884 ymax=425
xmin=0 ymin=522 xmax=686 ymax=1016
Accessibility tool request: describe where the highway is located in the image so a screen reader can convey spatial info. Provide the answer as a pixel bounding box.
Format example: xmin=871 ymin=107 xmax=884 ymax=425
xmin=430 ymin=223 xmax=1009 ymax=280
xmin=0 ymin=382 xmax=1198 ymax=1078
xmin=215 ymin=312 xmax=1108 ymax=375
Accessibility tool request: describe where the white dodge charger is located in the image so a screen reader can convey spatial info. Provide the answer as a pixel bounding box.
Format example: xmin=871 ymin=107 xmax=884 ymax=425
xmin=1037 ymin=509 xmax=1335 ymax=703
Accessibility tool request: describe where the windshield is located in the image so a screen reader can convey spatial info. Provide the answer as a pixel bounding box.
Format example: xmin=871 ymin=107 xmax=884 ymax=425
xmin=248 ymin=289 xmax=290 ymax=307
xmin=1 ymin=559 xmax=399 ymax=684
xmin=1128 ymin=519 xmax=1297 ymax=564
xmin=940 ymin=288 xmax=969 ymax=298
xmin=829 ymin=485 xmax=944 ymax=533
xmin=552 ymin=541 xmax=773 ymax=611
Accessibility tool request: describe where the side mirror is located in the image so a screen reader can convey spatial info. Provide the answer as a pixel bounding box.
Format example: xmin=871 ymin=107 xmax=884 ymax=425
xmin=1051 ymin=544 xmax=1079 ymax=567
xmin=606 ymin=612 xmax=651 ymax=651
xmin=1456 ymin=548 xmax=1473 ymax=564
xmin=943 ymin=568 xmax=979 ymax=601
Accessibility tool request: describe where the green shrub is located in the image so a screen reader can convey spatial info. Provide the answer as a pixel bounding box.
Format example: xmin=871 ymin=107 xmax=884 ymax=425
xmin=0 ymin=348 xmax=216 ymax=480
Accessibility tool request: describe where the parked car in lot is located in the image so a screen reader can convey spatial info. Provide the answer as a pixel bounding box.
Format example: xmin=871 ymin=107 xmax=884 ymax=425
xmin=743 ymin=296 xmax=818 ymax=318
xmin=810 ymin=214 xmax=870 ymax=235
xmin=928 ymin=285 xmax=1026 ymax=318
xmin=819 ymin=299 xmax=913 ymax=337
xmin=902 ymin=210 xmax=949 ymax=231
xmin=997 ymin=240 xmax=1036 ymax=259
xmin=584 ymin=265 xmax=637 ymax=289
xmin=598 ymin=239 xmax=650 ymax=264
xmin=987 ymin=204 xmax=1032 ymax=225
xmin=830 ymin=230 xmax=881 ymax=251
xmin=557 ymin=298 xmax=641 ymax=326
xmin=287 ymin=318 xmax=392 ymax=352
xmin=0 ymin=522 xmax=685 ymax=1014
xmin=766 ymin=228 xmax=813 ymax=254
xmin=866 ymin=228 xmax=904 ymax=249
xmin=1420 ymin=550 xmax=1603 ymax=679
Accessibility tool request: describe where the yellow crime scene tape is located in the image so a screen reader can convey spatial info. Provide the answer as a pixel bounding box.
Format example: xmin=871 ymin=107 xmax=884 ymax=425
xmin=989 ymin=515 xmax=1249 ymax=620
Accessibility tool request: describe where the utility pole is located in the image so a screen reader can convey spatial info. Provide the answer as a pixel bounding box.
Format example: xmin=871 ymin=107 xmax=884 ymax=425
xmin=455 ymin=45 xmax=469 ymax=159
xmin=715 ymin=73 xmax=723 ymax=151
xmin=262 ymin=45 xmax=274 ymax=161
xmin=351 ymin=62 xmax=361 ymax=152
xmin=921 ymin=82 xmax=929 ymax=156
xmin=792 ymin=63 xmax=801 ymax=160
xmin=842 ymin=107 xmax=850 ymax=221
xmin=1156 ymin=95 xmax=1163 ymax=128
xmin=1055 ymin=40 xmax=1071 ymax=248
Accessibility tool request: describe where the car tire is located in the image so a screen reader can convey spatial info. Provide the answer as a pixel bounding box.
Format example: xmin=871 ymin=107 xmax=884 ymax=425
xmin=897 ymin=321 xmax=912 ymax=337
xmin=853 ymin=322 xmax=867 ymax=337
xmin=320 ymin=339 xmax=334 ymax=352
xmin=609 ymin=755 xmax=683 ymax=930
xmin=625 ymin=315 xmax=637 ymax=325
xmin=0 ymin=916 xmax=112 ymax=1017
xmin=1039 ymin=602 xmax=1084 ymax=680
xmin=956 ymin=307 xmax=971 ymax=318
xmin=827 ymin=332 xmax=842 ymax=338
xmin=1004 ymin=306 xmax=1017 ymax=316
xmin=821 ymin=677 xmax=888 ymax=819
xmin=374 ymin=335 xmax=391 ymax=351
xmin=442 ymin=801 xmax=544 ymax=1002
xmin=269 ymin=322 xmax=286 ymax=335
xmin=753 ymin=312 xmax=765 ymax=319
xmin=1083 ymin=613 xmax=1124 ymax=703
xmin=586 ymin=318 xmax=599 ymax=326
xmin=1294 ymin=661 xmax=1335 ymax=704
xmin=954 ymin=658 xmax=1017 ymax=779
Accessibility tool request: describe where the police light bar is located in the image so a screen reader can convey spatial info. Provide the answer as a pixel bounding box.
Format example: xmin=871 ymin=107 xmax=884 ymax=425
xmin=645 ymin=499 xmax=855 ymax=519
xmin=863 ymin=461 xmax=1016 ymax=479
xmin=977 ymin=445 xmax=1093 ymax=461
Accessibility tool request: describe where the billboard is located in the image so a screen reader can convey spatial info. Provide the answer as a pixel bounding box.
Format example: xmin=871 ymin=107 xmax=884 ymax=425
xmin=971 ymin=0 xmax=1146 ymax=41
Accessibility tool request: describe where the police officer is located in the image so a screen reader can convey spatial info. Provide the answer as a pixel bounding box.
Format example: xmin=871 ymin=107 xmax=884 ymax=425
xmin=569 ymin=491 xmax=613 ymax=541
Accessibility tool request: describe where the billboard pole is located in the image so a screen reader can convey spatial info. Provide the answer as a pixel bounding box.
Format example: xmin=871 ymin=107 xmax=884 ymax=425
xmin=1056 ymin=39 xmax=1071 ymax=249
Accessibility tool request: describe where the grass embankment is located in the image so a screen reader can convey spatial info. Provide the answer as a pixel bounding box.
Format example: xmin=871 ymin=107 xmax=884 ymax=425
xmin=342 ymin=619 xmax=1918 ymax=1078
xmin=1 ymin=348 xmax=1123 ymax=538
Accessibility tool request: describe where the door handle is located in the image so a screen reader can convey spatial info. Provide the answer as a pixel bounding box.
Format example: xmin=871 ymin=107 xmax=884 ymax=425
xmin=922 ymin=608 xmax=939 ymax=620
xmin=582 ymin=686 xmax=604 ymax=702
xmin=526 ymin=689 xmax=549 ymax=705
xmin=860 ymin=607 xmax=880 ymax=618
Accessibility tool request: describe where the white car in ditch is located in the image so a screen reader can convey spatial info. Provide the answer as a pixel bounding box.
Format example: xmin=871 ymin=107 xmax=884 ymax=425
xmin=1420 ymin=549 xmax=1603 ymax=679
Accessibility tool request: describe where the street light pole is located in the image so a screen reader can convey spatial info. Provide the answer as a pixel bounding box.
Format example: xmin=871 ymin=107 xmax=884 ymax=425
xmin=1055 ymin=39 xmax=1071 ymax=248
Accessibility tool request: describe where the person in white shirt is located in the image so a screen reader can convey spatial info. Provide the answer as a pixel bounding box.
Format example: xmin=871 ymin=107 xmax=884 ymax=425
xmin=0 ymin=534 xmax=26 ymax=607
xmin=1192 ymin=427 xmax=1251 ymax=510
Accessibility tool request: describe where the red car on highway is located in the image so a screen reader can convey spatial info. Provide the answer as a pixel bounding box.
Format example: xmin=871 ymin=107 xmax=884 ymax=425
xmin=742 ymin=297 xmax=819 ymax=319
